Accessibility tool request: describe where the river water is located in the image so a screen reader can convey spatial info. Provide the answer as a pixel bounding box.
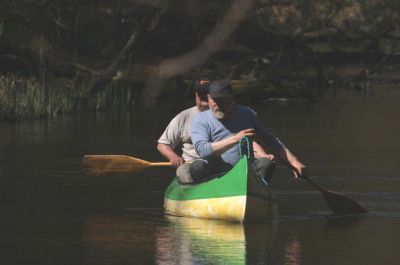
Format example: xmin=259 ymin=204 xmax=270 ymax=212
xmin=1 ymin=89 xmax=400 ymax=265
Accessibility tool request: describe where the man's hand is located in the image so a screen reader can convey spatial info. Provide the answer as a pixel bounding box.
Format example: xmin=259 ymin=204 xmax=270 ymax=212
xmin=263 ymin=153 xmax=275 ymax=160
xmin=254 ymin=152 xmax=275 ymax=160
xmin=253 ymin=141 xmax=275 ymax=160
xmin=291 ymin=160 xmax=307 ymax=179
xmin=233 ymin=128 xmax=256 ymax=142
xmin=157 ymin=143 xmax=184 ymax=168
xmin=210 ymin=128 xmax=256 ymax=156
xmin=170 ymin=156 xmax=184 ymax=167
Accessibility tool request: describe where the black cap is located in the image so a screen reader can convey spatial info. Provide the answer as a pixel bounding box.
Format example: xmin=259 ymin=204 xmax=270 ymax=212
xmin=193 ymin=78 xmax=213 ymax=98
xmin=208 ymin=80 xmax=234 ymax=98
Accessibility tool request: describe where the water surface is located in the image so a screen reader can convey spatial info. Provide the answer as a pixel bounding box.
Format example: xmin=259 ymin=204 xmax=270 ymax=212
xmin=1 ymin=89 xmax=400 ymax=265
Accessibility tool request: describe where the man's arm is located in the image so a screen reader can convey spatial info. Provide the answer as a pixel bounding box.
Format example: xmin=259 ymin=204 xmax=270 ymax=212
xmin=277 ymin=147 xmax=306 ymax=178
xmin=210 ymin=129 xmax=256 ymax=156
xmin=157 ymin=143 xmax=184 ymax=167
xmin=191 ymin=114 xmax=256 ymax=159
xmin=254 ymin=137 xmax=306 ymax=178
xmin=157 ymin=112 xmax=184 ymax=167
xmin=191 ymin=114 xmax=213 ymax=159
xmin=249 ymin=108 xmax=306 ymax=178
xmin=255 ymin=136 xmax=306 ymax=178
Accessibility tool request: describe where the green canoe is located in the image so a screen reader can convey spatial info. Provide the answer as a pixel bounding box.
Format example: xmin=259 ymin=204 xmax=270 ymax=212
xmin=164 ymin=138 xmax=278 ymax=222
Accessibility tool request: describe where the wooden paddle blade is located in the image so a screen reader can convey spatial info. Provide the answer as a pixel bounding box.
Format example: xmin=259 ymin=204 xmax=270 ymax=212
xmin=322 ymin=189 xmax=368 ymax=214
xmin=82 ymin=155 xmax=151 ymax=176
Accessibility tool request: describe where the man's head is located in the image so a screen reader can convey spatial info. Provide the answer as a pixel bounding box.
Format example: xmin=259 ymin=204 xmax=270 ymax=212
xmin=194 ymin=78 xmax=213 ymax=111
xmin=207 ymin=80 xmax=235 ymax=120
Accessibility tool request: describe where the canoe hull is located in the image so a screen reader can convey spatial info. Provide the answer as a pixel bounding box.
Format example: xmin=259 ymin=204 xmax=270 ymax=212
xmin=164 ymin=156 xmax=278 ymax=222
xmin=164 ymin=195 xmax=246 ymax=221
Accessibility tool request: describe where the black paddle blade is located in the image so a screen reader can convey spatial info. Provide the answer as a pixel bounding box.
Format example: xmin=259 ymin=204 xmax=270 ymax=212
xmin=322 ymin=190 xmax=367 ymax=214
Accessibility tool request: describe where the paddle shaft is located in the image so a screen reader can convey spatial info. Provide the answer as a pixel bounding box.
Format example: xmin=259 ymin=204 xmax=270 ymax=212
xmin=254 ymin=141 xmax=325 ymax=191
xmin=263 ymin=146 xmax=367 ymax=214
xmin=82 ymin=155 xmax=172 ymax=176
xmin=150 ymin=162 xmax=173 ymax=167
xmin=269 ymin=150 xmax=325 ymax=192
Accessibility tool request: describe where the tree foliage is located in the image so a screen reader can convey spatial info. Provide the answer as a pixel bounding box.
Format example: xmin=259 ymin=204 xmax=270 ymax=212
xmin=1 ymin=0 xmax=399 ymax=117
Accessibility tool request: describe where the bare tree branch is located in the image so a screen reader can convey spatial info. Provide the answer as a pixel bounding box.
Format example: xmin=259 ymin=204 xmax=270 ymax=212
xmin=158 ymin=0 xmax=254 ymax=78
xmin=80 ymin=29 xmax=140 ymax=102
xmin=141 ymin=0 xmax=255 ymax=107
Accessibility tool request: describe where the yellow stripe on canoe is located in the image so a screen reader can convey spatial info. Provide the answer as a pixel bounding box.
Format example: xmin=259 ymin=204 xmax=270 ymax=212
xmin=164 ymin=195 xmax=246 ymax=222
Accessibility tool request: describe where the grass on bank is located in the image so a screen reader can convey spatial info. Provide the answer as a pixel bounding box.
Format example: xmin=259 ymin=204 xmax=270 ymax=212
xmin=0 ymin=73 xmax=138 ymax=120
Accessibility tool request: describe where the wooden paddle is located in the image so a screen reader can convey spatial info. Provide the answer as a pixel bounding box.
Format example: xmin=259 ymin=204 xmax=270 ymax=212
xmin=82 ymin=155 xmax=171 ymax=176
xmin=265 ymin=147 xmax=367 ymax=215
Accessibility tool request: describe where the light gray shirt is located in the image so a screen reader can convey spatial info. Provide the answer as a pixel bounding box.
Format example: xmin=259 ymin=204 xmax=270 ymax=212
xmin=158 ymin=106 xmax=200 ymax=162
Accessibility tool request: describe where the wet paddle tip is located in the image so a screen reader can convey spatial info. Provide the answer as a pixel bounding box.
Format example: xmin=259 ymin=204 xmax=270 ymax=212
xmin=331 ymin=207 xmax=368 ymax=215
xmin=323 ymin=190 xmax=368 ymax=215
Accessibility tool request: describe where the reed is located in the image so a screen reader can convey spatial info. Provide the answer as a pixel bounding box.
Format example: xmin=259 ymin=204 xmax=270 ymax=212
xmin=99 ymin=81 xmax=137 ymax=110
xmin=0 ymin=73 xmax=139 ymax=120
xmin=0 ymin=73 xmax=42 ymax=119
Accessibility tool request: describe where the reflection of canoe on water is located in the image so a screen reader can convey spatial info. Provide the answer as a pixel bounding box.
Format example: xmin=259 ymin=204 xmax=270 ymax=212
xmin=163 ymin=215 xmax=278 ymax=265
xmin=164 ymin=216 xmax=246 ymax=265
xmin=164 ymin=139 xmax=279 ymax=222
xmin=168 ymin=215 xmax=245 ymax=242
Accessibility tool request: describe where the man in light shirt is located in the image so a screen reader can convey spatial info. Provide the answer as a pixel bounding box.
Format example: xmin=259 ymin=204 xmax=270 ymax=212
xmin=157 ymin=78 xmax=212 ymax=183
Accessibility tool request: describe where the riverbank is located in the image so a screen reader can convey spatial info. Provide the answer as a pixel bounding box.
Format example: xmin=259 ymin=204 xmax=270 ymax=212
xmin=1 ymin=60 xmax=399 ymax=120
